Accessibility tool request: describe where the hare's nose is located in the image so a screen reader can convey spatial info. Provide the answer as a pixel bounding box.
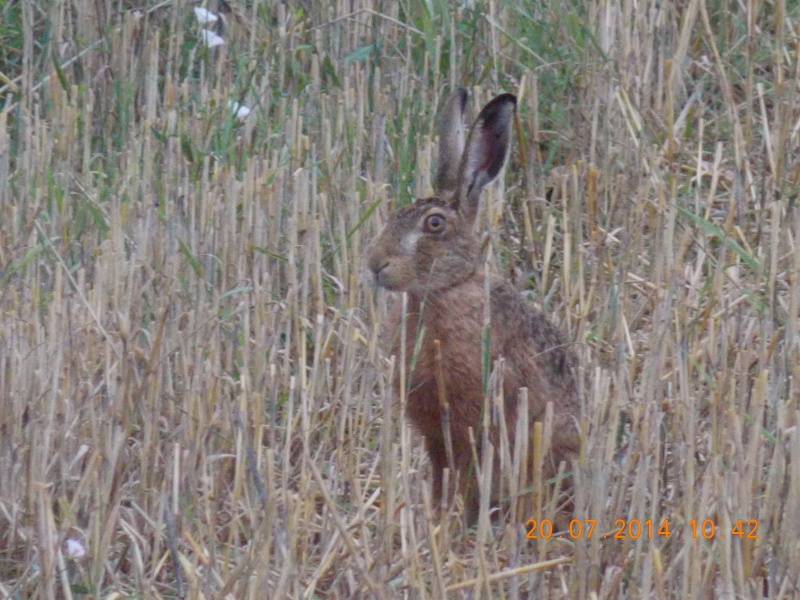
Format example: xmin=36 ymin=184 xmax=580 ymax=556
xmin=371 ymin=261 xmax=389 ymax=277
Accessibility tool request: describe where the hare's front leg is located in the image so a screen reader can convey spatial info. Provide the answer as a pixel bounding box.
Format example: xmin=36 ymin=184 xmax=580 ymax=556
xmin=427 ymin=436 xmax=481 ymax=523
xmin=425 ymin=437 xmax=447 ymax=509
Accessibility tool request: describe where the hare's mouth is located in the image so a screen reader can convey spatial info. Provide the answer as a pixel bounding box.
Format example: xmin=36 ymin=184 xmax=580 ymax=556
xmin=370 ymin=259 xmax=413 ymax=292
xmin=374 ymin=269 xmax=405 ymax=291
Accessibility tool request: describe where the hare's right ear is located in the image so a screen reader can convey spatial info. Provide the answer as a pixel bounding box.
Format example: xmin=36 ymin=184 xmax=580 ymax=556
xmin=455 ymin=93 xmax=516 ymax=222
xmin=435 ymin=88 xmax=468 ymax=195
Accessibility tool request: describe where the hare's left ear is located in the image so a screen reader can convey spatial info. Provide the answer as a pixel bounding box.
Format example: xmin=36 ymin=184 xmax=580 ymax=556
xmin=435 ymin=88 xmax=468 ymax=195
xmin=454 ymin=93 xmax=516 ymax=222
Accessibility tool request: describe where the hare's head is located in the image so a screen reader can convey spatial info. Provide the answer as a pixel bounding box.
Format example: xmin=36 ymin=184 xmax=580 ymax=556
xmin=367 ymin=90 xmax=516 ymax=296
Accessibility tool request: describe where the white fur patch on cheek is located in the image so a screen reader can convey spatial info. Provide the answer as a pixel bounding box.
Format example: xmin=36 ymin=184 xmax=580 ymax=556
xmin=401 ymin=231 xmax=422 ymax=256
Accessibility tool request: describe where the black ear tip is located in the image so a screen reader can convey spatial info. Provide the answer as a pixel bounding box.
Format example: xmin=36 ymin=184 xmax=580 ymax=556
xmin=498 ymin=93 xmax=517 ymax=106
xmin=492 ymin=93 xmax=517 ymax=110
xmin=453 ymin=87 xmax=468 ymax=112
xmin=479 ymin=93 xmax=517 ymax=120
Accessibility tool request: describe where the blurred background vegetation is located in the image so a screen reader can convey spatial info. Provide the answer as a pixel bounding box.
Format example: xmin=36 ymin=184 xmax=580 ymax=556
xmin=2 ymin=0 xmax=800 ymax=597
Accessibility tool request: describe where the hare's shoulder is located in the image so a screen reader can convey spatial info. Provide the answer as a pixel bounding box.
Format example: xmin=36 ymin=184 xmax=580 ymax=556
xmin=488 ymin=276 xmax=576 ymax=379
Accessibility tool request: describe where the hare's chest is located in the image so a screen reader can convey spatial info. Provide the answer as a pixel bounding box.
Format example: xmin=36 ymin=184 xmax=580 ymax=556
xmin=389 ymin=321 xmax=479 ymax=377
xmin=383 ymin=289 xmax=503 ymax=442
xmin=392 ymin=301 xmax=485 ymax=401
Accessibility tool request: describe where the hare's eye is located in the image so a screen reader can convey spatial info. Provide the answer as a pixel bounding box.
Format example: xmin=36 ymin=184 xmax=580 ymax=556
xmin=424 ymin=214 xmax=446 ymax=233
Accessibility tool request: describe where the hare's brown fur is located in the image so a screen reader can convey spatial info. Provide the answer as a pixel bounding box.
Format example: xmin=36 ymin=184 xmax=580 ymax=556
xmin=368 ymin=90 xmax=580 ymax=521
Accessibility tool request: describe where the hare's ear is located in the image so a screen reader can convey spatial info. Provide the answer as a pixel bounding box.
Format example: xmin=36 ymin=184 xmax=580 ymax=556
xmin=455 ymin=93 xmax=516 ymax=222
xmin=434 ymin=88 xmax=468 ymax=195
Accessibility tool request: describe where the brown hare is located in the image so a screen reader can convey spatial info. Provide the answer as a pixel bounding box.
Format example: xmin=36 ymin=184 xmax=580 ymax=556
xmin=367 ymin=89 xmax=580 ymax=523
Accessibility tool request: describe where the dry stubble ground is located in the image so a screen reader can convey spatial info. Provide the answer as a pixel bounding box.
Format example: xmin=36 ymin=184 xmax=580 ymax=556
xmin=1 ymin=0 xmax=800 ymax=598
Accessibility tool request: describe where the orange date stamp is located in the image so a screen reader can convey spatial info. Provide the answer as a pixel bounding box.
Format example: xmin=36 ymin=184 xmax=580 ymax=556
xmin=525 ymin=518 xmax=759 ymax=540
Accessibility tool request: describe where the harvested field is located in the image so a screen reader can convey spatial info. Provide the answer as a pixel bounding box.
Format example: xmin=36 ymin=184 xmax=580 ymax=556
xmin=1 ymin=0 xmax=799 ymax=597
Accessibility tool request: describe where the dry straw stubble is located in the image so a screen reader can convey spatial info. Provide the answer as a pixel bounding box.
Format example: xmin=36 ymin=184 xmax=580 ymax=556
xmin=1 ymin=0 xmax=799 ymax=598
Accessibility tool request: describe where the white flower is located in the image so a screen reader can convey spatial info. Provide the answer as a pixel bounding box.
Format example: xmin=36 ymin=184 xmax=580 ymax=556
xmin=200 ymin=29 xmax=224 ymax=47
xmin=193 ymin=7 xmax=219 ymax=24
xmin=65 ymin=538 xmax=86 ymax=559
xmin=228 ymin=100 xmax=251 ymax=120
